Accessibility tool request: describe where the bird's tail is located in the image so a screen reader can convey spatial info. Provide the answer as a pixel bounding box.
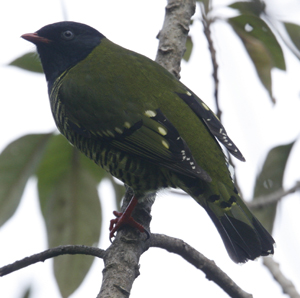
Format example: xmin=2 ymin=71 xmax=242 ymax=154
xmin=186 ymin=181 xmax=275 ymax=263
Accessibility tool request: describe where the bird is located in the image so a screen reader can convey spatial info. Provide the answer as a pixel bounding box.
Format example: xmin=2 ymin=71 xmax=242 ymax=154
xmin=22 ymin=21 xmax=274 ymax=263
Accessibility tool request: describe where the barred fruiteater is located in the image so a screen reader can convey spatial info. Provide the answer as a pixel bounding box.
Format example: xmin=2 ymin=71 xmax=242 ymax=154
xmin=22 ymin=21 xmax=274 ymax=263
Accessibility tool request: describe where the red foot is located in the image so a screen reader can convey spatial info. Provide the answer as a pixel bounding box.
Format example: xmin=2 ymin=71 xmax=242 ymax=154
xmin=109 ymin=196 xmax=149 ymax=241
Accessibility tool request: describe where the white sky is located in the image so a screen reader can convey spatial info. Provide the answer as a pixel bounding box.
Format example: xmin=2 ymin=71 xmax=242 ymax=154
xmin=0 ymin=0 xmax=300 ymax=297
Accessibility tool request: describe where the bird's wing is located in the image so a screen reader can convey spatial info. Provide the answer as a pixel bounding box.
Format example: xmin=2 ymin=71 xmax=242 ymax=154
xmin=60 ymin=86 xmax=212 ymax=181
xmin=176 ymin=91 xmax=245 ymax=162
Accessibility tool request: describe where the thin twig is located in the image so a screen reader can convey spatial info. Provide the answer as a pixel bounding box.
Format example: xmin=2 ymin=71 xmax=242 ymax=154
xmin=199 ymin=2 xmax=245 ymax=198
xmin=0 ymin=245 xmax=105 ymax=277
xmin=200 ymin=4 xmax=221 ymax=120
xmin=263 ymin=257 xmax=300 ymax=298
xmin=170 ymin=177 xmax=300 ymax=210
xmin=248 ymin=181 xmax=300 ymax=209
xmin=149 ymin=234 xmax=252 ymax=298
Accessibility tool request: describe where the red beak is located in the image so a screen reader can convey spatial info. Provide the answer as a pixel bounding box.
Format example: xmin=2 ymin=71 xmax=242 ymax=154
xmin=21 ymin=33 xmax=51 ymax=44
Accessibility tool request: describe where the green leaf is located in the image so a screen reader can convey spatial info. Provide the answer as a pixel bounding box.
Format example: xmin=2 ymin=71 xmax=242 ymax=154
xmin=36 ymin=134 xmax=102 ymax=297
xmin=52 ymin=168 xmax=101 ymax=298
xmin=240 ymin=33 xmax=273 ymax=99
xmin=183 ymin=36 xmax=194 ymax=62
xmin=229 ymin=15 xmax=286 ymax=70
xmin=283 ymin=22 xmax=300 ymax=53
xmin=229 ymin=0 xmax=266 ymax=17
xmin=252 ymin=141 xmax=296 ymax=233
xmin=228 ymin=15 xmax=286 ymax=103
xmin=0 ymin=133 xmax=52 ymax=228
xmin=9 ymin=52 xmax=43 ymax=73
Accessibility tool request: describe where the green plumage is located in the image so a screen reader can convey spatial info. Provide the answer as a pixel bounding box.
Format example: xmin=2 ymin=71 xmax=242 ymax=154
xmin=22 ymin=21 xmax=274 ymax=263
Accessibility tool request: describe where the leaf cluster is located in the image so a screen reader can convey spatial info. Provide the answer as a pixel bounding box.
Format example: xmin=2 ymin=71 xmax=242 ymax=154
xmin=183 ymin=0 xmax=300 ymax=103
xmin=0 ymin=133 xmax=124 ymax=297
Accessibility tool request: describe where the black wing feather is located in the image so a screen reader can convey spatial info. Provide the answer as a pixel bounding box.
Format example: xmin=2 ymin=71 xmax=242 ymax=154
xmin=177 ymin=91 xmax=245 ymax=162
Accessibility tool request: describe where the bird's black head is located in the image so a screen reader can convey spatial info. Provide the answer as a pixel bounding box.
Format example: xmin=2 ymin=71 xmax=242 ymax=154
xmin=22 ymin=21 xmax=105 ymax=85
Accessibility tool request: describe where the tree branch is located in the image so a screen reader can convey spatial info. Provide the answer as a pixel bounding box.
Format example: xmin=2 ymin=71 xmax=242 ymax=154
xmin=149 ymin=234 xmax=252 ymax=298
xmin=248 ymin=181 xmax=300 ymax=209
xmin=0 ymin=245 xmax=105 ymax=277
xmin=0 ymin=233 xmax=252 ymax=298
xmin=263 ymin=257 xmax=300 ymax=298
xmin=97 ymin=1 xmax=196 ymax=297
xmin=200 ymin=3 xmax=221 ymax=120
xmin=97 ymin=187 xmax=153 ymax=298
xmin=155 ymin=0 xmax=196 ymax=78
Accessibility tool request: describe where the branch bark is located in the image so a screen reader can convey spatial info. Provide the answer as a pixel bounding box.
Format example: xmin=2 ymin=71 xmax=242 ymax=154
xmin=149 ymin=234 xmax=252 ymax=298
xmin=97 ymin=188 xmax=153 ymax=298
xmin=155 ymin=0 xmax=196 ymax=77
xmin=263 ymin=257 xmax=300 ymax=298
xmin=0 ymin=245 xmax=105 ymax=277
xmin=0 ymin=234 xmax=252 ymax=298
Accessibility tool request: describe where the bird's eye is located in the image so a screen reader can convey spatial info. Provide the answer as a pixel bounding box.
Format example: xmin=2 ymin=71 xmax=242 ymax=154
xmin=61 ymin=30 xmax=75 ymax=40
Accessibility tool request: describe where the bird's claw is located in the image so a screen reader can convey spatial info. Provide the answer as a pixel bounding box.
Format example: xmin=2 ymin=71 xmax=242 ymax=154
xmin=109 ymin=210 xmax=150 ymax=242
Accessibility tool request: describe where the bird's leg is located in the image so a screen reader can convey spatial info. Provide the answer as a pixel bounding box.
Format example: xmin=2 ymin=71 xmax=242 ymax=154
xmin=109 ymin=195 xmax=150 ymax=241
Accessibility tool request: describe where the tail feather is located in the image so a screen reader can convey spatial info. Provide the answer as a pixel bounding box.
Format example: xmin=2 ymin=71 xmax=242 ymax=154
xmin=204 ymin=204 xmax=274 ymax=263
xmin=180 ymin=175 xmax=275 ymax=263
xmin=251 ymin=216 xmax=275 ymax=256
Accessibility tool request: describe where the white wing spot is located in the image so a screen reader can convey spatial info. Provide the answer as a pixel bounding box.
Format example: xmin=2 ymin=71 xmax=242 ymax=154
xmin=124 ymin=122 xmax=131 ymax=129
xmin=107 ymin=130 xmax=115 ymax=137
xmin=102 ymin=131 xmax=110 ymax=137
xmin=186 ymin=91 xmax=192 ymax=96
xmin=145 ymin=110 xmax=157 ymax=118
xmin=158 ymin=126 xmax=167 ymax=136
xmin=162 ymin=140 xmax=169 ymax=149
xmin=201 ymin=102 xmax=210 ymax=111
xmin=115 ymin=127 xmax=123 ymax=134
